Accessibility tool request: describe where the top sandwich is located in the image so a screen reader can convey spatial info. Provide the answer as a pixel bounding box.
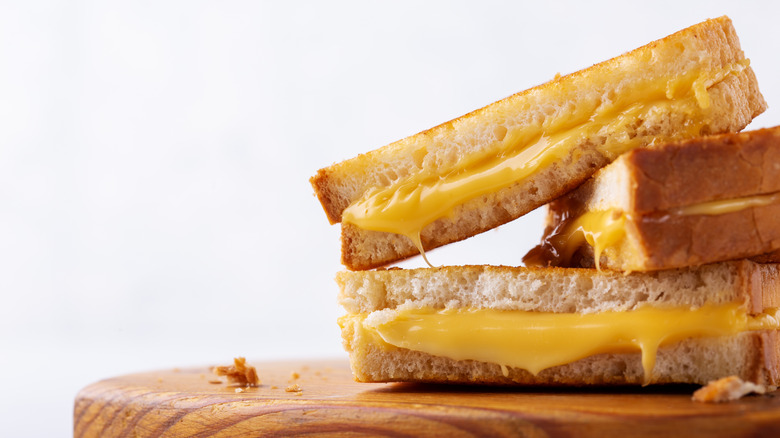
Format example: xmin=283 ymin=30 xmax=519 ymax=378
xmin=312 ymin=16 xmax=766 ymax=270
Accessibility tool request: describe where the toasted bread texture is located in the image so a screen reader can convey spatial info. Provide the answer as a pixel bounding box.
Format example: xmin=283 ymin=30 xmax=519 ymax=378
xmin=537 ymin=127 xmax=780 ymax=272
xmin=338 ymin=262 xmax=780 ymax=385
xmin=312 ymin=16 xmax=766 ymax=270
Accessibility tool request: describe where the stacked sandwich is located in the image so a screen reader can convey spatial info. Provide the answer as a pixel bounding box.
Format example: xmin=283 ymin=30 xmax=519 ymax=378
xmin=311 ymin=16 xmax=780 ymax=386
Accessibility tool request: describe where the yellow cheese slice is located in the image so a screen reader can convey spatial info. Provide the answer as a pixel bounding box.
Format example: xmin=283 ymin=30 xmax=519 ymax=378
xmin=352 ymin=304 xmax=779 ymax=383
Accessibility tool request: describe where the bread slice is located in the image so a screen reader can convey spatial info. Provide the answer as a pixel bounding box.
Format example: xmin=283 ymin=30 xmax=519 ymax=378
xmin=312 ymin=16 xmax=766 ymax=270
xmin=527 ymin=127 xmax=780 ymax=272
xmin=338 ymin=262 xmax=780 ymax=385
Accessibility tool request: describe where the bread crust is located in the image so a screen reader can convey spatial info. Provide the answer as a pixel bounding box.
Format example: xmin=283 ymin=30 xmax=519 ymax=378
xmin=312 ymin=16 xmax=766 ymax=270
xmin=751 ymin=249 xmax=780 ymax=264
xmin=337 ymin=262 xmax=780 ymax=386
xmin=627 ymin=127 xmax=780 ymax=213
xmin=625 ymin=206 xmax=780 ymax=271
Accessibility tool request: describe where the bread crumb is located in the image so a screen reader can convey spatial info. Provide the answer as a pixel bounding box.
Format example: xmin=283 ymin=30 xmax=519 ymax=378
xmin=235 ymin=387 xmax=245 ymax=393
xmin=213 ymin=357 xmax=260 ymax=387
xmin=693 ymin=376 xmax=773 ymax=402
xmin=285 ymin=384 xmax=302 ymax=393
xmin=270 ymin=385 xmax=279 ymax=390
xmin=208 ymin=380 xmax=223 ymax=384
xmin=290 ymin=371 xmax=300 ymax=380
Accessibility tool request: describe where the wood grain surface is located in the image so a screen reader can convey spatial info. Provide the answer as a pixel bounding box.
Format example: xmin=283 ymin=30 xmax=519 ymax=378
xmin=74 ymin=359 xmax=780 ymax=437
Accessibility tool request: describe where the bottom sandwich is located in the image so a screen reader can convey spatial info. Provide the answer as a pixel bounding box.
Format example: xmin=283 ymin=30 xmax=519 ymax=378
xmin=337 ymin=262 xmax=780 ymax=386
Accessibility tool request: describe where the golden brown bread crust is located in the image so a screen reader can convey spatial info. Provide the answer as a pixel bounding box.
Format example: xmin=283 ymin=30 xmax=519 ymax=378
xmin=628 ymin=127 xmax=780 ymax=213
xmin=751 ymin=249 xmax=780 ymax=264
xmin=312 ymin=16 xmax=766 ymax=270
xmin=751 ymin=330 xmax=780 ymax=385
xmin=596 ymin=203 xmax=780 ymax=272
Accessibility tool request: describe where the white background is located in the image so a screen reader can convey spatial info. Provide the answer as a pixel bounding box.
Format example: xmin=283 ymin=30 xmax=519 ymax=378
xmin=2 ymin=1 xmax=779 ymax=435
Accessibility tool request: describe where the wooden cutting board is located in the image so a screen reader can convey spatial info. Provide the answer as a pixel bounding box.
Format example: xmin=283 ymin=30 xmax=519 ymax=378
xmin=75 ymin=359 xmax=780 ymax=437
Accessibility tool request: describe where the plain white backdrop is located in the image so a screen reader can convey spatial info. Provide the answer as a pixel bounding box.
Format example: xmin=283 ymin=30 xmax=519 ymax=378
xmin=2 ymin=1 xmax=780 ymax=435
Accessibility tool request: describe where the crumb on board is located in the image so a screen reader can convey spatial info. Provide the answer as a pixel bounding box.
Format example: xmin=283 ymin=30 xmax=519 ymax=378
xmin=692 ymin=376 xmax=775 ymax=402
xmin=213 ymin=357 xmax=260 ymax=387
xmin=208 ymin=380 xmax=223 ymax=385
xmin=285 ymin=384 xmax=302 ymax=393
xmin=290 ymin=371 xmax=300 ymax=380
xmin=270 ymin=385 xmax=279 ymax=390
xmin=235 ymin=387 xmax=245 ymax=393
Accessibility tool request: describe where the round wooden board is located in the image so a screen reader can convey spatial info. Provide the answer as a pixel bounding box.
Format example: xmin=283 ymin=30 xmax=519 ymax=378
xmin=75 ymin=359 xmax=780 ymax=437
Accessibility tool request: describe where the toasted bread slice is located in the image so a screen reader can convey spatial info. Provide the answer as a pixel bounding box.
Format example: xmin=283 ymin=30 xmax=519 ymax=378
xmin=338 ymin=262 xmax=780 ymax=385
xmin=312 ymin=16 xmax=766 ymax=270
xmin=526 ymin=127 xmax=780 ymax=272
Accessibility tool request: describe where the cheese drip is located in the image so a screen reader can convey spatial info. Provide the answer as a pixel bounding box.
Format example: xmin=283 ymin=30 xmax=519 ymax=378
xmin=359 ymin=305 xmax=780 ymax=384
xmin=523 ymin=189 xmax=780 ymax=270
xmin=523 ymin=210 xmax=626 ymax=269
xmin=342 ymin=60 xmax=750 ymax=260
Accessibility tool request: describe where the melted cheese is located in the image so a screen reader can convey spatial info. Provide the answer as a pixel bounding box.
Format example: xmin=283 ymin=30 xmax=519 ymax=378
xmin=524 ymin=189 xmax=780 ymax=270
xmin=357 ymin=305 xmax=779 ymax=383
xmin=674 ymin=191 xmax=780 ymax=216
xmin=342 ymin=60 xmax=750 ymax=259
xmin=523 ymin=210 xmax=626 ymax=269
